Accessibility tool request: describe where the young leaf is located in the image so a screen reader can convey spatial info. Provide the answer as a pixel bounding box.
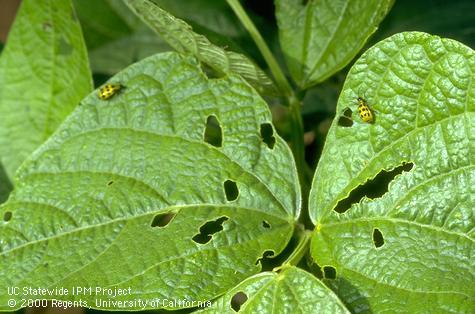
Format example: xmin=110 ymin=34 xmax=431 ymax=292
xmin=275 ymin=0 xmax=394 ymax=89
xmin=197 ymin=266 xmax=350 ymax=313
xmin=0 ymin=52 xmax=300 ymax=310
xmin=0 ymin=0 xmax=93 ymax=180
xmin=310 ymin=32 xmax=475 ymax=313
xmin=124 ymin=0 xmax=279 ymax=96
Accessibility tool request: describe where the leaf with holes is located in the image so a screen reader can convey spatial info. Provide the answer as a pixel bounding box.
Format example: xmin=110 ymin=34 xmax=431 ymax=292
xmin=197 ymin=266 xmax=349 ymax=313
xmin=124 ymin=0 xmax=279 ymax=96
xmin=309 ymin=32 xmax=475 ymax=313
xmin=275 ymin=0 xmax=394 ymax=89
xmin=0 ymin=52 xmax=300 ymax=310
xmin=0 ymin=0 xmax=93 ymax=180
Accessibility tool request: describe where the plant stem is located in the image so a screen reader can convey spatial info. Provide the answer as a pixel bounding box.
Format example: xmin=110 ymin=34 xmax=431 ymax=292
xmin=227 ymin=0 xmax=311 ymax=210
xmin=289 ymin=96 xmax=310 ymax=195
xmin=225 ymin=0 xmax=293 ymax=98
xmin=275 ymin=227 xmax=312 ymax=270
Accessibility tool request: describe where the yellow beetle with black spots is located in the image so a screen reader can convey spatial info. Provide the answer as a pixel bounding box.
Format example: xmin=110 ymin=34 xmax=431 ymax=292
xmin=98 ymin=83 xmax=122 ymax=100
xmin=357 ymin=97 xmax=374 ymax=123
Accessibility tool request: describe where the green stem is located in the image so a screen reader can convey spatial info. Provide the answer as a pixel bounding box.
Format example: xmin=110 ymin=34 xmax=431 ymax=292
xmin=226 ymin=0 xmax=293 ymax=98
xmin=289 ymin=96 xmax=310 ymax=196
xmin=227 ymin=0 xmax=311 ymax=220
xmin=275 ymin=228 xmax=312 ymax=271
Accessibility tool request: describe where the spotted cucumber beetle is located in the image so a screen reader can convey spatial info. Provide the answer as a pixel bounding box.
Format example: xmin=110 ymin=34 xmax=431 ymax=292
xmin=98 ymin=84 xmax=122 ymax=100
xmin=357 ymin=97 xmax=374 ymax=123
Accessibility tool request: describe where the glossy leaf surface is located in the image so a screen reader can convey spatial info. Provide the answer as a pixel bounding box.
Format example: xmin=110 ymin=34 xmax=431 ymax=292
xmin=310 ymin=32 xmax=475 ymax=313
xmin=0 ymin=52 xmax=299 ymax=310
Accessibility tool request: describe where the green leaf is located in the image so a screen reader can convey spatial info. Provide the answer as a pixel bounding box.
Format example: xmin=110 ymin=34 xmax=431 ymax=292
xmin=0 ymin=52 xmax=300 ymax=310
xmin=198 ymin=266 xmax=350 ymax=313
xmin=151 ymin=0 xmax=245 ymax=39
xmin=124 ymin=0 xmax=279 ymax=96
xmin=88 ymin=26 xmax=170 ymax=75
xmin=73 ymin=0 xmax=134 ymax=50
xmin=0 ymin=0 xmax=93 ymax=180
xmin=275 ymin=0 xmax=394 ymax=89
xmin=309 ymin=32 xmax=475 ymax=312
xmin=74 ymin=0 xmax=170 ymax=75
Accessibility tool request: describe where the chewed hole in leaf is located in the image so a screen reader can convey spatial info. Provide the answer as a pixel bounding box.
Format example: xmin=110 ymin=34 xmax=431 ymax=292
xmin=107 ymin=180 xmax=114 ymax=186
xmin=3 ymin=211 xmax=12 ymax=222
xmin=342 ymin=107 xmax=352 ymax=117
xmin=323 ymin=266 xmax=336 ymax=279
xmin=334 ymin=162 xmax=414 ymax=214
xmin=204 ymin=115 xmax=223 ymax=147
xmin=224 ymin=180 xmax=239 ymax=201
xmin=338 ymin=116 xmax=353 ymax=127
xmin=230 ymin=291 xmax=248 ymax=312
xmin=260 ymin=123 xmax=275 ymax=149
xmin=262 ymin=220 xmax=271 ymax=229
xmin=151 ymin=212 xmax=176 ymax=228
xmin=192 ymin=216 xmax=228 ymax=244
xmin=338 ymin=108 xmax=354 ymax=127
xmin=255 ymin=250 xmax=274 ymax=266
xmin=372 ymin=228 xmax=385 ymax=248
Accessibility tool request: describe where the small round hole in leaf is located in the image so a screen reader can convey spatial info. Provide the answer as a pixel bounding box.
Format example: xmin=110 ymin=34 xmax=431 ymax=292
xmin=204 ymin=115 xmax=223 ymax=147
xmin=323 ymin=266 xmax=336 ymax=279
xmin=372 ymin=228 xmax=385 ymax=248
xmin=3 ymin=211 xmax=12 ymax=222
xmin=343 ymin=107 xmax=353 ymax=117
xmin=262 ymin=220 xmax=271 ymax=229
xmin=224 ymin=180 xmax=239 ymax=201
xmin=230 ymin=291 xmax=248 ymax=312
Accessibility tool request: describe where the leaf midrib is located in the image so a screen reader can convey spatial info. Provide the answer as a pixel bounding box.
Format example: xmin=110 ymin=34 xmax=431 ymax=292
xmin=1 ymin=203 xmax=291 ymax=258
xmin=320 ymin=111 xmax=474 ymax=220
xmin=321 ymin=217 xmax=473 ymax=241
xmin=21 ymin=126 xmax=291 ymax=217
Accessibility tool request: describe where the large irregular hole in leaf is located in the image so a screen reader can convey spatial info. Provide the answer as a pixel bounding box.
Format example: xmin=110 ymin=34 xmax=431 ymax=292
xmin=3 ymin=211 xmax=12 ymax=222
xmin=230 ymin=291 xmax=248 ymax=312
xmin=323 ymin=266 xmax=336 ymax=279
xmin=192 ymin=216 xmax=229 ymax=244
xmin=334 ymin=162 xmax=414 ymax=213
xmin=372 ymin=228 xmax=385 ymax=248
xmin=224 ymin=180 xmax=239 ymax=201
xmin=150 ymin=212 xmax=176 ymax=228
xmin=255 ymin=250 xmax=275 ymax=266
xmin=260 ymin=123 xmax=276 ymax=149
xmin=204 ymin=115 xmax=223 ymax=147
